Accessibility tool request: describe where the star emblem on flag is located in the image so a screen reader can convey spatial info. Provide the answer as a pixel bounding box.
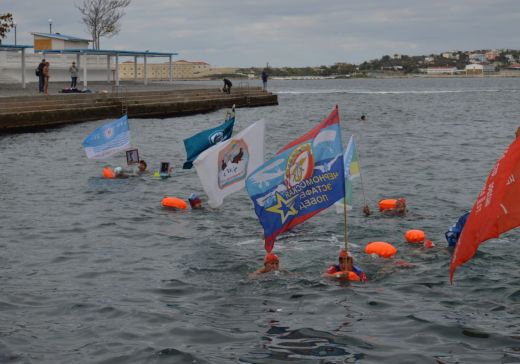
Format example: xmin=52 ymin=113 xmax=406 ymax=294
xmin=266 ymin=192 xmax=299 ymax=224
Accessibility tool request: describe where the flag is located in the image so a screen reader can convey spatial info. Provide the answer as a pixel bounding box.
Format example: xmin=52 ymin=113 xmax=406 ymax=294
xmin=183 ymin=111 xmax=235 ymax=169
xmin=335 ymin=135 xmax=360 ymax=212
xmin=450 ymin=136 xmax=520 ymax=282
xmin=82 ymin=115 xmax=130 ymax=159
xmin=246 ymin=107 xmax=345 ymax=252
xmin=193 ymin=120 xmax=265 ymax=208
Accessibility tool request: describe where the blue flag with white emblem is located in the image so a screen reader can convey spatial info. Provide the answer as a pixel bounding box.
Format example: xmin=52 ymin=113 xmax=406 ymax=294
xmin=183 ymin=110 xmax=235 ymax=169
xmin=246 ymin=107 xmax=345 ymax=252
xmin=82 ymin=115 xmax=130 ymax=159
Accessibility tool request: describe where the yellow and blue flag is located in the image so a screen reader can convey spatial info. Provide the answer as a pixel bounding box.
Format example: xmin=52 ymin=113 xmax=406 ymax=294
xmin=246 ymin=107 xmax=345 ymax=252
xmin=335 ymin=135 xmax=360 ymax=211
xmin=183 ymin=111 xmax=235 ymax=169
xmin=344 ymin=135 xmax=360 ymax=179
xmin=82 ymin=115 xmax=130 ymax=159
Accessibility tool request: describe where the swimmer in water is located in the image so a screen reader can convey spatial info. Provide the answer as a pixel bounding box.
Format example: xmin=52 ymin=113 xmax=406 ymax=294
xmin=323 ymin=249 xmax=367 ymax=282
xmin=188 ymin=193 xmax=203 ymax=209
xmin=250 ymin=253 xmax=280 ymax=277
xmin=360 ymin=114 xmax=367 ymax=121
xmin=137 ymin=160 xmax=148 ymax=174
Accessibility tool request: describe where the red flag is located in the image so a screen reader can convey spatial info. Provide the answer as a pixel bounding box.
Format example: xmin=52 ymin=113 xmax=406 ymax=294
xmin=450 ymin=136 xmax=520 ymax=282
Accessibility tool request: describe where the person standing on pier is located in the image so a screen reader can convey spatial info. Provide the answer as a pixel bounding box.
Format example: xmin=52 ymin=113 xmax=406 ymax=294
xmin=261 ymin=70 xmax=268 ymax=90
xmin=69 ymin=61 xmax=78 ymax=89
xmin=43 ymin=61 xmax=50 ymax=95
xmin=37 ymin=59 xmax=46 ymax=93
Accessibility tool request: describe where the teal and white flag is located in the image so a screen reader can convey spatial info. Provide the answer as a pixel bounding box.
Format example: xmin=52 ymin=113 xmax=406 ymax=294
xmin=183 ymin=110 xmax=235 ymax=169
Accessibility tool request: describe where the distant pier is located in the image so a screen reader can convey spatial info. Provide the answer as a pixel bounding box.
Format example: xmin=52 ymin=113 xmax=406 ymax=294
xmin=0 ymin=86 xmax=278 ymax=133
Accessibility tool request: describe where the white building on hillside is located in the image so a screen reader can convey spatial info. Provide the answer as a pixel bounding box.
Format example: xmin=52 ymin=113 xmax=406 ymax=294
xmin=465 ymin=63 xmax=496 ymax=75
xmin=426 ymin=67 xmax=458 ymax=75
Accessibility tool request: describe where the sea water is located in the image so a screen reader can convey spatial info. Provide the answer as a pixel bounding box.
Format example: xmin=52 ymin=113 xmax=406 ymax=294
xmin=1 ymin=77 xmax=520 ymax=363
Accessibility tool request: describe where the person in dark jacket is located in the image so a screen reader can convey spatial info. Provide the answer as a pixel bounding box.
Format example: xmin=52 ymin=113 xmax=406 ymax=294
xmin=223 ymin=78 xmax=232 ymax=94
xmin=261 ymin=70 xmax=268 ymax=90
xmin=37 ymin=59 xmax=46 ymax=93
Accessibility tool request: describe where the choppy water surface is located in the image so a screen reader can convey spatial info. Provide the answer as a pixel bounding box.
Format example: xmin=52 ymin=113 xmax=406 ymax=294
xmin=1 ymin=78 xmax=520 ymax=363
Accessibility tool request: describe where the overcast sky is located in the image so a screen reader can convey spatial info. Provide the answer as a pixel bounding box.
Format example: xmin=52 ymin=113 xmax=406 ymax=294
xmin=2 ymin=0 xmax=519 ymax=67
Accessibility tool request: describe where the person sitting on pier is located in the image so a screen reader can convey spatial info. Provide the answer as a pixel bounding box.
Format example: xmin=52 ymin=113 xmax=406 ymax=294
xmin=223 ymin=78 xmax=233 ymax=94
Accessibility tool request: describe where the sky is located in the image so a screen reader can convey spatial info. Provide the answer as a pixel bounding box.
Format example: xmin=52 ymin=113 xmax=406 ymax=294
xmin=2 ymin=0 xmax=519 ymax=67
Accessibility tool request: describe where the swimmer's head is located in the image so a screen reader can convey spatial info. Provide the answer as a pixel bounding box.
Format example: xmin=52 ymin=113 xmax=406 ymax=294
xmin=188 ymin=193 xmax=202 ymax=209
xmin=138 ymin=160 xmax=147 ymax=172
xmin=264 ymin=253 xmax=280 ymax=272
xmin=264 ymin=252 xmax=279 ymax=264
xmin=339 ymin=249 xmax=353 ymax=270
xmin=114 ymin=167 xmax=123 ymax=176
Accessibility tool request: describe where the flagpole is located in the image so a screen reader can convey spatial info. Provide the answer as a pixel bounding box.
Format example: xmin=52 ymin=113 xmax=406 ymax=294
xmin=341 ymin=106 xmax=348 ymax=254
xmin=343 ymin=188 xmax=348 ymax=254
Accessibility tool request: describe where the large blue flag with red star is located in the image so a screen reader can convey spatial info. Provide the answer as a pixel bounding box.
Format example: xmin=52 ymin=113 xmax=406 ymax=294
xmin=246 ymin=106 xmax=345 ymax=252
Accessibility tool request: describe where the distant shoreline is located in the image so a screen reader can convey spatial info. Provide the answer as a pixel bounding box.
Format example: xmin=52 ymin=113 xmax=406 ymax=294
xmin=270 ymin=72 xmax=520 ymax=80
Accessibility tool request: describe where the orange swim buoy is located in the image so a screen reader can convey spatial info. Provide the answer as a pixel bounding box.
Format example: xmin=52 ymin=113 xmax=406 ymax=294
xmin=331 ymin=271 xmax=361 ymax=281
xmin=378 ymin=199 xmax=397 ymax=211
xmin=162 ymin=197 xmax=187 ymax=209
xmin=404 ymin=229 xmax=426 ymax=243
xmin=365 ymin=241 xmax=397 ymax=258
xmin=102 ymin=167 xmax=115 ymax=179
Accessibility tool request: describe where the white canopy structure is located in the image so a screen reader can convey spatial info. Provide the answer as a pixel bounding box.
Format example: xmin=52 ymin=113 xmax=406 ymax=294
xmin=0 ymin=44 xmax=34 ymax=88
xmin=38 ymin=48 xmax=178 ymax=88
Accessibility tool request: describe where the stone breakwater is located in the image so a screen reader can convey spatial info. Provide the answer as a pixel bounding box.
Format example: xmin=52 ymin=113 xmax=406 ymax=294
xmin=0 ymin=87 xmax=278 ymax=133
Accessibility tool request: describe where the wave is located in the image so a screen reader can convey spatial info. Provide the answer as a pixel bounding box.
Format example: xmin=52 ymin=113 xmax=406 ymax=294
xmin=277 ymin=89 xmax=502 ymax=95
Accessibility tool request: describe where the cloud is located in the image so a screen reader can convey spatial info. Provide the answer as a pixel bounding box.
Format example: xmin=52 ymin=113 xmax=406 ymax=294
xmin=2 ymin=0 xmax=519 ymax=67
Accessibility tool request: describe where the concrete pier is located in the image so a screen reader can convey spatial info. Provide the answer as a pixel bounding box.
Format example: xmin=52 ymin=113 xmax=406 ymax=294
xmin=0 ymin=86 xmax=278 ymax=132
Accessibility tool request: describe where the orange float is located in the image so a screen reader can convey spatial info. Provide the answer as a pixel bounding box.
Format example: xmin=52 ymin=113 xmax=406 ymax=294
xmin=102 ymin=167 xmax=115 ymax=179
xmin=162 ymin=197 xmax=187 ymax=209
xmin=365 ymin=241 xmax=397 ymax=258
xmin=378 ymin=199 xmax=397 ymax=211
xmin=329 ymin=271 xmax=361 ymax=281
xmin=404 ymin=229 xmax=426 ymax=243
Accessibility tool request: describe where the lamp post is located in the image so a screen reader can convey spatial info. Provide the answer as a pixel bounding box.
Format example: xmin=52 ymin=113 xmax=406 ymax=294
xmin=13 ymin=21 xmax=17 ymax=45
xmin=48 ymin=18 xmax=52 ymax=34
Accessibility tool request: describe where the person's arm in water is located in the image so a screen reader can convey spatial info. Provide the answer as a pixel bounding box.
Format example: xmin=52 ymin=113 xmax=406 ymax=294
xmin=322 ymin=265 xmax=349 ymax=279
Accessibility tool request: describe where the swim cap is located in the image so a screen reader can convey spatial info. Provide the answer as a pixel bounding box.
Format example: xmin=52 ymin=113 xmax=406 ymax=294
xmin=339 ymin=249 xmax=352 ymax=258
xmin=114 ymin=167 xmax=123 ymax=175
xmin=188 ymin=193 xmax=202 ymax=208
xmin=424 ymin=239 xmax=435 ymax=248
xmin=264 ymin=253 xmax=279 ymax=264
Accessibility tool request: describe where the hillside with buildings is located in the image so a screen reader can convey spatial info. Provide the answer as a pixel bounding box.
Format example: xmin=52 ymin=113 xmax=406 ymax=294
xmin=2 ymin=31 xmax=520 ymax=86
